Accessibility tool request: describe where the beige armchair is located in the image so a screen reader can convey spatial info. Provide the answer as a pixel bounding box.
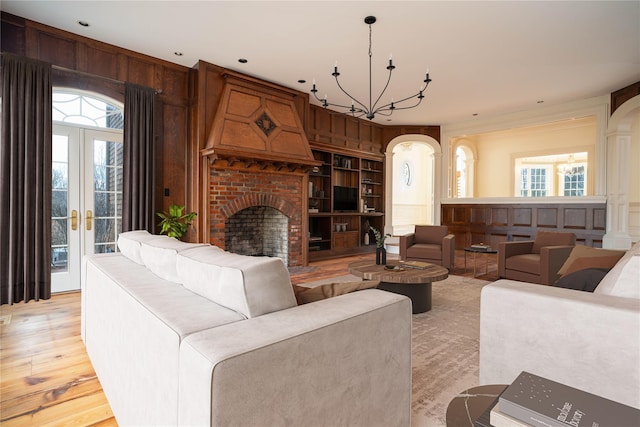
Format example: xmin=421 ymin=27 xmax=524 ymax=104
xmin=498 ymin=231 xmax=576 ymax=285
xmin=399 ymin=225 xmax=455 ymax=270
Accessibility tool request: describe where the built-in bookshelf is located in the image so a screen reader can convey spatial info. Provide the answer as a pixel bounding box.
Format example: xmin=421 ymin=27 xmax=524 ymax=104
xmin=308 ymin=147 xmax=384 ymax=261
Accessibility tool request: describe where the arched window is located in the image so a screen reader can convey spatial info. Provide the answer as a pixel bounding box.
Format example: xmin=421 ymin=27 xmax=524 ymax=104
xmin=53 ymin=91 xmax=124 ymax=129
xmin=454 ymin=144 xmax=475 ymax=198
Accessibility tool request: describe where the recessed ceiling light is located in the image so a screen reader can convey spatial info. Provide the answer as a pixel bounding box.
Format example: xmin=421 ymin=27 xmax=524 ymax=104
xmin=174 ymin=52 xmax=183 ymax=57
xmin=78 ymin=21 xmax=89 ymax=27
xmin=298 ymin=79 xmax=306 ymax=84
xmin=238 ymin=58 xmax=248 ymax=64
xmin=537 ymin=100 xmax=544 ymax=104
xmin=472 ymin=113 xmax=478 ymax=116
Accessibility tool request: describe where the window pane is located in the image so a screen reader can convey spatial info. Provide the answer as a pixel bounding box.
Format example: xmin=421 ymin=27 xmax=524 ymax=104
xmin=94 ymin=192 xmax=115 ymax=217
xmin=52 ymin=189 xmax=68 ymax=217
xmin=51 ymin=218 xmax=68 ymax=246
xmin=51 ymin=247 xmax=68 ymax=272
xmin=95 ymin=218 xmax=115 ymax=244
xmin=53 ymin=92 xmax=123 ymax=130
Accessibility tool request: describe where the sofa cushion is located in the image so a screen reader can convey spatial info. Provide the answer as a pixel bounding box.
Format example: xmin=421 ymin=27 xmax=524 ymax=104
xmin=505 ymin=253 xmax=541 ymax=275
xmin=557 ymin=245 xmax=625 ymax=276
xmin=139 ymin=236 xmax=210 ymax=283
xmin=117 ymin=230 xmax=161 ymax=265
xmin=553 ymin=268 xmax=610 ymax=292
xmin=293 ymin=280 xmax=380 ymax=304
xmin=531 ymin=231 xmax=575 ymax=254
xmin=406 ymin=243 xmax=442 ymax=260
xmin=176 ymin=246 xmax=297 ymax=318
xmin=595 ymin=242 xmax=640 ymax=299
xmin=414 ymin=225 xmax=447 ymax=245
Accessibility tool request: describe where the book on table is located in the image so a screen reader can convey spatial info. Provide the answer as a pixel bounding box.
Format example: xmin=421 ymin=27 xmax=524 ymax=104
xmin=401 ymin=260 xmax=434 ymax=269
xmin=498 ymin=371 xmax=640 ymax=427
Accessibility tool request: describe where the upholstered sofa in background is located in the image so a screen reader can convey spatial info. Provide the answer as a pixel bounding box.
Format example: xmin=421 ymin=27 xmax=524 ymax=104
xmin=399 ymin=225 xmax=455 ymax=269
xmin=480 ymin=241 xmax=640 ymax=409
xmin=498 ymin=230 xmax=576 ymax=285
xmin=82 ymin=231 xmax=412 ymax=427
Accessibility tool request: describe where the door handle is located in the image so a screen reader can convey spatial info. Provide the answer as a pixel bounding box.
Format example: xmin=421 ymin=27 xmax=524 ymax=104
xmin=71 ymin=210 xmax=78 ymax=231
xmin=86 ymin=210 xmax=93 ymax=231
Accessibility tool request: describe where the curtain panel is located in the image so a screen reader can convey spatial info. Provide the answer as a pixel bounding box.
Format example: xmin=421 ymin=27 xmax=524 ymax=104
xmin=122 ymin=83 xmax=156 ymax=233
xmin=0 ymin=53 xmax=53 ymax=305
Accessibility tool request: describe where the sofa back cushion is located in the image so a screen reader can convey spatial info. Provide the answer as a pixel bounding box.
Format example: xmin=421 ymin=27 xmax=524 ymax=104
xmin=595 ymin=242 xmax=640 ymax=299
xmin=176 ymin=246 xmax=297 ymax=318
xmin=117 ymin=230 xmax=161 ymax=265
xmin=531 ymin=231 xmax=576 ymax=254
xmin=414 ymin=225 xmax=448 ymax=245
xmin=139 ymin=236 xmax=209 ymax=282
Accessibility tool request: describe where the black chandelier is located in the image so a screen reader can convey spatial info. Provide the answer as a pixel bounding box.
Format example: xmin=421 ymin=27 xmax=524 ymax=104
xmin=311 ymin=15 xmax=432 ymax=121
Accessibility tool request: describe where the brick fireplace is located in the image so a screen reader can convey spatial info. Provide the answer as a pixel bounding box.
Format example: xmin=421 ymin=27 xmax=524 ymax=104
xmin=201 ymin=74 xmax=320 ymax=267
xmin=208 ymin=167 xmax=304 ymax=266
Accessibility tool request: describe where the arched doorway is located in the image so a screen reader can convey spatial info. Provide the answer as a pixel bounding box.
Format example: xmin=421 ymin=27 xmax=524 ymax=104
xmin=385 ymin=135 xmax=442 ymax=237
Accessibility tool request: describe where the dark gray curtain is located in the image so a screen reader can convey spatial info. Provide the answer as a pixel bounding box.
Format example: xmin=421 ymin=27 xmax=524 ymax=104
xmin=122 ymin=83 xmax=156 ymax=233
xmin=0 ymin=53 xmax=52 ymax=305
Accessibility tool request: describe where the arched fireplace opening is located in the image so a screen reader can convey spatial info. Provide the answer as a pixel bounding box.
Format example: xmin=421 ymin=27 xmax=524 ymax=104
xmin=225 ymin=206 xmax=289 ymax=264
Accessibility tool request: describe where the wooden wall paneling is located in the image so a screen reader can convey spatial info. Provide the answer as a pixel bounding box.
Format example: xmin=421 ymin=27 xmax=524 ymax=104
xmin=3 ymin=12 xmax=193 ymax=240
xmin=83 ymin=46 xmax=119 ymax=80
xmin=32 ymin=28 xmax=76 ymax=68
xmin=441 ymin=203 xmax=607 ymax=249
xmin=513 ymin=207 xmax=533 ymax=227
xmin=593 ymin=207 xmax=606 ymax=230
xmin=537 ymin=207 xmax=559 ymax=228
xmin=564 ymin=207 xmax=588 ymax=230
xmin=1 ymin=13 xmax=26 ymax=55
xmin=611 ymin=81 xmax=640 ymax=115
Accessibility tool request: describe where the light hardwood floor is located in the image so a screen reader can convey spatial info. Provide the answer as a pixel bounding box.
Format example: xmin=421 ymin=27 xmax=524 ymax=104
xmin=0 ymin=251 xmax=494 ymax=425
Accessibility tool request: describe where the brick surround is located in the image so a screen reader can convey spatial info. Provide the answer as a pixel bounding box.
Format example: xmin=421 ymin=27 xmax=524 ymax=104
xmin=208 ymin=167 xmax=304 ymax=267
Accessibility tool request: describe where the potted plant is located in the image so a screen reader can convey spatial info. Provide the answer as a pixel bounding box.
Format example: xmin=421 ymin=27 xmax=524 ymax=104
xmin=369 ymin=226 xmax=391 ymax=265
xmin=156 ymin=204 xmax=197 ymax=239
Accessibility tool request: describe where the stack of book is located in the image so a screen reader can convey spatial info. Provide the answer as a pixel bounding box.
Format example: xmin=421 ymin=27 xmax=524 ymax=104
xmin=470 ymin=243 xmax=491 ymax=251
xmin=488 ymin=371 xmax=640 ymax=427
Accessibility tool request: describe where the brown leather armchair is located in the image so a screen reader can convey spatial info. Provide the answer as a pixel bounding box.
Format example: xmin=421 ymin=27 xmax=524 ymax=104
xmin=498 ymin=231 xmax=576 ymax=285
xmin=399 ymin=225 xmax=455 ymax=270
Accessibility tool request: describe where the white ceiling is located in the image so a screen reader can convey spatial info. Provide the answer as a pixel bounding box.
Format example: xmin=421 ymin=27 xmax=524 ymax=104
xmin=2 ymin=1 xmax=639 ymax=125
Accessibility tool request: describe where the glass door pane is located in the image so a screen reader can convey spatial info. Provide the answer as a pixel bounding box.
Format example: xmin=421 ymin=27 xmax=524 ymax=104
xmin=51 ymin=134 xmax=69 ymax=272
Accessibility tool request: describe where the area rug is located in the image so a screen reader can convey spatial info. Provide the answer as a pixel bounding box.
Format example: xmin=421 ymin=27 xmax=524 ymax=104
xmin=300 ymin=274 xmax=490 ymax=427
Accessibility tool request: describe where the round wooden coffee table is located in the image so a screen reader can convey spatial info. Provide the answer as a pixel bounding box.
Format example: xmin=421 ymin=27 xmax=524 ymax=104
xmin=348 ymin=260 xmax=448 ymax=313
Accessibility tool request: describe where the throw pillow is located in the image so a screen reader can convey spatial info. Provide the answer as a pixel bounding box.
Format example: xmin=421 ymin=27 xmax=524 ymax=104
xmin=553 ymin=268 xmax=610 ymax=292
xmin=293 ymin=280 xmax=380 ymax=304
xmin=560 ymin=255 xmax=625 ymax=277
xmin=557 ymin=245 xmax=625 ymax=276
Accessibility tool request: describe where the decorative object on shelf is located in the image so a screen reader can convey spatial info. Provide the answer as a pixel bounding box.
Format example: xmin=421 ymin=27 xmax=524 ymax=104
xmin=156 ymin=204 xmax=197 ymax=239
xmin=310 ymin=15 xmax=432 ymax=121
xmin=370 ymin=226 xmax=392 ymax=265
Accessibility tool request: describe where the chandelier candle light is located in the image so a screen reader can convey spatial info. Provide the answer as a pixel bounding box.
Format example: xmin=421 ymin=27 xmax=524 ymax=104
xmin=311 ymin=16 xmax=432 ymax=120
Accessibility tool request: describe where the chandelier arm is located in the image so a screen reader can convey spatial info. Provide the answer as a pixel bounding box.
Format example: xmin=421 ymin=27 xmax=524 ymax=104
xmin=376 ymin=90 xmax=426 ymax=112
xmin=371 ymin=67 xmax=394 ymax=113
xmin=333 ymin=75 xmax=370 ymax=113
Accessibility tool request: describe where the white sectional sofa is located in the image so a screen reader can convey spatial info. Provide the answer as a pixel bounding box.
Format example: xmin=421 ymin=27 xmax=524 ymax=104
xmin=81 ymin=231 xmax=412 ymax=427
xmin=479 ymin=241 xmax=640 ymax=409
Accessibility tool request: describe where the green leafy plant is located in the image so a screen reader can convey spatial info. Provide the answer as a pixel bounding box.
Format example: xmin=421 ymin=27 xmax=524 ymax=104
xmin=369 ymin=226 xmax=391 ymax=249
xmin=156 ymin=204 xmax=197 ymax=239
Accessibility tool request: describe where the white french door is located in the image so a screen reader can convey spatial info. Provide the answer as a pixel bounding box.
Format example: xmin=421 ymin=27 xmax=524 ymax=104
xmin=51 ymin=124 xmax=123 ymax=292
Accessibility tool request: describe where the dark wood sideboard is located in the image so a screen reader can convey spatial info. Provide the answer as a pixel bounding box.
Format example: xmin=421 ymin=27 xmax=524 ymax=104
xmin=441 ymin=202 xmax=606 ymax=250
